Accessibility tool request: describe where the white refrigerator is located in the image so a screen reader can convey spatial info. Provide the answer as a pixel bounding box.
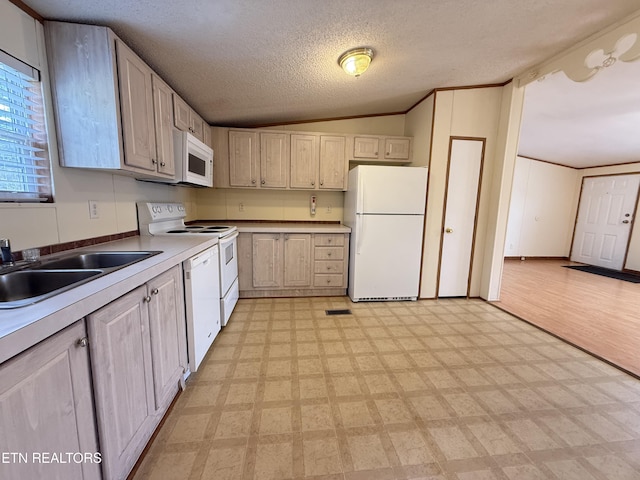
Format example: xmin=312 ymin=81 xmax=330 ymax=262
xmin=344 ymin=165 xmax=428 ymax=302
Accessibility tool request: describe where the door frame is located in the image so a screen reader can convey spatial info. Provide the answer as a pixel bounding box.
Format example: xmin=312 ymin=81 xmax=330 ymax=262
xmin=569 ymin=172 xmax=640 ymax=271
xmin=436 ymin=136 xmax=486 ymax=298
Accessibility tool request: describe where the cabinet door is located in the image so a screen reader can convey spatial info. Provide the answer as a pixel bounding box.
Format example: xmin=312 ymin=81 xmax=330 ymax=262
xmin=0 ymin=321 xmax=100 ymax=480
xmin=252 ymin=234 xmax=282 ymax=288
xmin=260 ymin=132 xmax=289 ymax=188
xmin=147 ymin=266 xmax=187 ymax=411
xmin=202 ymin=123 xmax=212 ymax=148
xmin=353 ymin=136 xmax=380 ymax=159
xmin=190 ymin=112 xmax=205 ymax=141
xmin=283 ymin=234 xmax=311 ymax=287
xmin=229 ymin=130 xmax=259 ymax=187
xmin=384 ymin=137 xmax=411 ymax=160
xmin=117 ymin=40 xmax=156 ymax=171
xmin=319 ymin=135 xmax=347 ymax=190
xmin=88 ymin=286 xmax=156 ymax=480
xmin=290 ymin=134 xmax=319 ymax=189
xmin=152 ymin=75 xmax=175 ymax=176
xmin=172 ymin=94 xmax=191 ymax=132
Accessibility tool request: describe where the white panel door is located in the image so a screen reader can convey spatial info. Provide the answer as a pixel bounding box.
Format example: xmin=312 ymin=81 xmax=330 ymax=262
xmin=439 ymin=139 xmax=484 ymax=297
xmin=571 ymin=174 xmax=639 ymax=270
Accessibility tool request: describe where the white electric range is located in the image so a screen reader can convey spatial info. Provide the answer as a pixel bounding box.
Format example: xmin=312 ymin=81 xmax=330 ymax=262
xmin=137 ymin=202 xmax=239 ymax=328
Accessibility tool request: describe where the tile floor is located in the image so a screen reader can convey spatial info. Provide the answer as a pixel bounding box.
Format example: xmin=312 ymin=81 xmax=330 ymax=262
xmin=134 ymin=297 xmax=640 ymax=480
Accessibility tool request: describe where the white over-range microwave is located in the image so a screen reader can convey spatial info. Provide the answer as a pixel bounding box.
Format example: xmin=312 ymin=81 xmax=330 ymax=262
xmin=173 ymin=130 xmax=213 ymax=187
xmin=142 ymin=130 xmax=213 ymax=187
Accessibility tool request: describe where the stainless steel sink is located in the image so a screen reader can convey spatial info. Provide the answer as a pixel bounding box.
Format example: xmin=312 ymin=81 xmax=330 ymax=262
xmin=0 ymin=270 xmax=103 ymax=306
xmin=34 ymin=251 xmax=159 ymax=270
xmin=0 ymin=250 xmax=162 ymax=308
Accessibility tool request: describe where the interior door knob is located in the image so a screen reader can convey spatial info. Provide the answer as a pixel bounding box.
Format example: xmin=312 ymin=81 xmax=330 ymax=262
xmin=445 ymin=227 xmax=453 ymax=233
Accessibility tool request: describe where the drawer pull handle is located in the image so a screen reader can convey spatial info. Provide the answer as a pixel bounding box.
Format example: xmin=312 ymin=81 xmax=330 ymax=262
xmin=327 ymin=252 xmax=331 ymax=256
xmin=76 ymin=337 xmax=88 ymax=348
xmin=143 ymin=295 xmax=151 ymax=303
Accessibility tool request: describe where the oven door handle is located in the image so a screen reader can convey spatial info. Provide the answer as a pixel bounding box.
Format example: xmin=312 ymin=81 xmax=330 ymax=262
xmin=220 ymin=231 xmax=239 ymax=244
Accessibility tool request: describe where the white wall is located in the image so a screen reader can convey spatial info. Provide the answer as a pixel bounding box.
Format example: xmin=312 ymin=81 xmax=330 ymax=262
xmin=418 ymin=87 xmax=506 ymax=298
xmin=405 ymin=94 xmax=434 ymax=168
xmin=505 ymin=157 xmax=579 ymax=257
xmin=0 ymin=1 xmax=197 ymax=251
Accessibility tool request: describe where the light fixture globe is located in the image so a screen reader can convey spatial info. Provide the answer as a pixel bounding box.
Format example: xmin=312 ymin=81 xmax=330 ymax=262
xmin=338 ymin=47 xmax=374 ymax=77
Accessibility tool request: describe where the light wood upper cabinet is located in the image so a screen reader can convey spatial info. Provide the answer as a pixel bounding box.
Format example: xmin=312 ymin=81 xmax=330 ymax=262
xmin=252 ymin=233 xmax=282 ymax=288
xmin=290 ymin=134 xmax=319 ymax=189
xmin=353 ymin=136 xmax=380 ymax=159
xmin=283 ymin=234 xmax=312 ymax=287
xmin=152 ymin=75 xmax=175 ymax=176
xmin=117 ymin=40 xmax=157 ymax=172
xmin=229 ymin=130 xmax=259 ymax=187
xmin=260 ymin=132 xmax=289 ymax=188
xmin=319 ymin=135 xmax=347 ymax=190
xmin=45 ymin=22 xmax=187 ymax=180
xmin=384 ymin=137 xmax=411 ymax=160
xmin=0 ymin=321 xmax=100 ymax=480
xmin=349 ymin=134 xmax=413 ymax=163
xmin=172 ymin=93 xmax=207 ymax=142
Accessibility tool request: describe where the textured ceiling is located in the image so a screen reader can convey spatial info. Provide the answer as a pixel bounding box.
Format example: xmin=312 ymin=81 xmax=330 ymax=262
xmin=519 ymin=58 xmax=640 ymax=168
xmin=22 ymin=0 xmax=640 ymax=129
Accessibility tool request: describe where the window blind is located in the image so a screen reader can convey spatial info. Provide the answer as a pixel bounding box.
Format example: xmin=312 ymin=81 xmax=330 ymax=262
xmin=0 ymin=50 xmax=52 ymax=202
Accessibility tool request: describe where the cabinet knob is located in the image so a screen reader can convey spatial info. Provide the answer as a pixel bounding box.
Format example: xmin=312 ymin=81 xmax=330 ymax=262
xmin=151 ymin=158 xmax=157 ymax=165
xmin=251 ymin=179 xmax=256 ymax=184
xmin=374 ymin=152 xmax=378 ymax=155
xmin=311 ymin=181 xmax=315 ymax=186
xmin=327 ymin=252 xmax=332 ymax=257
xmin=143 ymin=295 xmax=151 ymax=303
xmin=151 ymin=288 xmax=159 ymax=295
xmin=76 ymin=337 xmax=88 ymax=348
xmin=261 ymin=179 xmax=265 ymax=185
xmin=320 ymin=181 xmax=324 ymax=186
xmin=160 ymin=162 xmax=166 ymax=167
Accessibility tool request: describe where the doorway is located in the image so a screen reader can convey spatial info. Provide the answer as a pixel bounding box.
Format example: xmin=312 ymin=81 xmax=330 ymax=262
xmin=438 ymin=137 xmax=485 ymax=297
xmin=571 ymin=174 xmax=640 ymax=270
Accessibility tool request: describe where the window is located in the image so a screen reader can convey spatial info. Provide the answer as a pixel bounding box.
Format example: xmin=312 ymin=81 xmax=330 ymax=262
xmin=0 ymin=50 xmax=52 ymax=202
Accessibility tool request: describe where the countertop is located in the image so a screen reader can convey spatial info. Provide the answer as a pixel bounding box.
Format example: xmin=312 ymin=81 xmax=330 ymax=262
xmin=229 ymin=222 xmax=351 ymax=234
xmin=0 ymin=235 xmax=218 ymax=364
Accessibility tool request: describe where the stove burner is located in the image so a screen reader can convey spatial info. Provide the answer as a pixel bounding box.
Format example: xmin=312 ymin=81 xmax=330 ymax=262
xmin=203 ymin=226 xmax=229 ymax=231
xmin=166 ymin=229 xmax=189 ymax=233
xmin=185 ymin=226 xmax=204 ymax=230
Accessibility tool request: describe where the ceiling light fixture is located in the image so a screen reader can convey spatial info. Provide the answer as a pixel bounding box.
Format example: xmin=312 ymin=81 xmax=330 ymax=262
xmin=338 ymin=47 xmax=374 ymax=77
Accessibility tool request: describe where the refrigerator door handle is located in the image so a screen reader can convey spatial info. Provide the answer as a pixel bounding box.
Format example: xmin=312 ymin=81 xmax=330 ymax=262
xmin=358 ymin=172 xmax=364 ymax=213
xmin=357 ymin=215 xmax=364 ymax=254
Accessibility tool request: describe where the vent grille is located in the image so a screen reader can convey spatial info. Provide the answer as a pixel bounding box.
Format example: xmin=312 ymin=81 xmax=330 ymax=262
xmin=352 ymin=296 xmax=416 ymax=302
xmin=325 ymin=309 xmax=352 ymax=316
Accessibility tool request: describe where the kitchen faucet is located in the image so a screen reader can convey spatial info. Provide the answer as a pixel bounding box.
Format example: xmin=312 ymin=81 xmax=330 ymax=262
xmin=1 ymin=238 xmax=14 ymax=266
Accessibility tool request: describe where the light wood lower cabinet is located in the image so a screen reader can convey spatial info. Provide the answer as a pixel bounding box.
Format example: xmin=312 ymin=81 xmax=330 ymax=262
xmin=0 ymin=320 xmax=101 ymax=480
xmin=88 ymin=265 xmax=186 ymax=480
xmin=239 ymin=232 xmax=349 ymax=297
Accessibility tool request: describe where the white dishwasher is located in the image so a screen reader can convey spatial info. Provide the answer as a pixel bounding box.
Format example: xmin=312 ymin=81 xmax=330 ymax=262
xmin=183 ymin=245 xmax=221 ymax=373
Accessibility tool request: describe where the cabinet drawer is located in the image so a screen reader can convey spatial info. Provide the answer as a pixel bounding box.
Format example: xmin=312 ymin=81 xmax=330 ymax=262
xmin=314 ymin=234 xmax=344 ymax=246
xmin=314 ymin=246 xmax=344 ymax=260
xmin=314 ymin=260 xmax=344 ymax=274
xmin=314 ymin=274 xmax=345 ymax=288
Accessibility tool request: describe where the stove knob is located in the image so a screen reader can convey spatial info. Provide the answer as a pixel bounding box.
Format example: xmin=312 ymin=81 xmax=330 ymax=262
xmin=167 ymin=205 xmax=173 ymax=213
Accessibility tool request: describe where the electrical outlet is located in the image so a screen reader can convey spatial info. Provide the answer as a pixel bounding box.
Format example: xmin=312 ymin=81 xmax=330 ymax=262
xmin=326 ymin=204 xmax=332 ymax=213
xmin=239 ymin=202 xmax=244 ymax=212
xmin=88 ymin=200 xmax=99 ymax=219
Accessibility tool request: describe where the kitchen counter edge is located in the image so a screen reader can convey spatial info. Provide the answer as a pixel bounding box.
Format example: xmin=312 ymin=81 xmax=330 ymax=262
xmin=0 ymin=235 xmax=218 ymax=364
xmin=234 ymin=223 xmax=351 ymax=234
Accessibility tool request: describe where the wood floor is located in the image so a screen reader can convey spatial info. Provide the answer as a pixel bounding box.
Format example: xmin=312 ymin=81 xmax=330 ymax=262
xmin=493 ymin=258 xmax=640 ymax=378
